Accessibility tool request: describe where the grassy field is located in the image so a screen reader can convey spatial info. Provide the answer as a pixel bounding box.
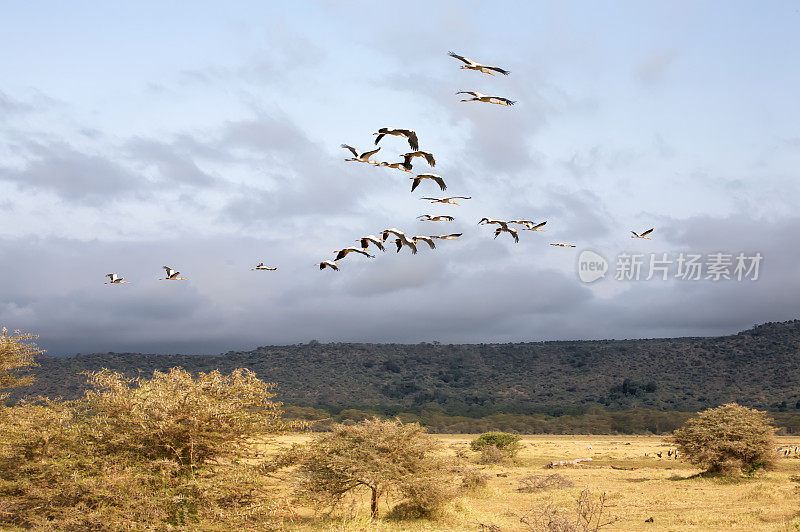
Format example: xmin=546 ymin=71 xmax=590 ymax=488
xmin=261 ymin=434 xmax=800 ymax=531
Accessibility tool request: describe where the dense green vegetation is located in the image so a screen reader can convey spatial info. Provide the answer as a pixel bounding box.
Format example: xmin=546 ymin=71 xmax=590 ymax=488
xmin=7 ymin=320 xmax=800 ymax=433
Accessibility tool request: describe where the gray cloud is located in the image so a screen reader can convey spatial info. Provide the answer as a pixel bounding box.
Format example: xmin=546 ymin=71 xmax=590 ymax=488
xmin=635 ymin=50 xmax=676 ymax=86
xmin=0 ymin=140 xmax=145 ymax=204
xmin=0 ymin=91 xmax=32 ymax=118
xmin=126 ymin=138 xmax=218 ymax=187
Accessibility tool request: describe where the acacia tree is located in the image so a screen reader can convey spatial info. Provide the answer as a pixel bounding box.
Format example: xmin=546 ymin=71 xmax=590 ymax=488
xmin=81 ymin=367 xmax=293 ymax=467
xmin=277 ymin=418 xmax=455 ymax=518
xmin=0 ymin=367 xmax=296 ymax=529
xmin=0 ymin=328 xmax=42 ymax=400
xmin=670 ymin=403 xmax=777 ymax=474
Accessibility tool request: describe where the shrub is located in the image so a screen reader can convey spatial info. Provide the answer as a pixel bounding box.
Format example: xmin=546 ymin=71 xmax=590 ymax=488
xmin=470 ymin=432 xmax=522 ymax=460
xmin=0 ymin=328 xmax=42 ymax=400
xmin=519 ymin=489 xmax=616 ymax=531
xmin=0 ymin=367 xmax=295 ymax=529
xmin=276 ymin=418 xmax=456 ymax=518
xmin=478 ymin=444 xmax=506 ymax=464
xmin=669 ymin=402 xmax=777 ymax=475
xmin=459 ymin=467 xmax=490 ymax=490
xmin=80 ymin=367 xmax=290 ymax=467
xmin=517 ymin=473 xmax=574 ymax=493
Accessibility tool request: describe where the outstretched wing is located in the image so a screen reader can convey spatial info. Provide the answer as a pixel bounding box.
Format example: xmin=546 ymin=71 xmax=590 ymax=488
xmin=433 ymin=175 xmax=447 ymax=191
xmin=374 ymin=133 xmax=385 ymax=146
xmin=411 ymin=178 xmax=421 ymax=192
xmin=486 ymin=65 xmax=510 ymax=75
xmin=448 ymin=51 xmax=473 ymax=65
xmin=641 ymin=228 xmax=654 ymax=236
xmin=341 ymin=144 xmax=358 ymax=158
xmin=406 ymin=130 xmax=419 ymax=151
xmin=361 ymin=147 xmax=381 ymax=159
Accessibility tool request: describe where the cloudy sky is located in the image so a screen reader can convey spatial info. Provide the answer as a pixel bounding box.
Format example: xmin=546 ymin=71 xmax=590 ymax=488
xmin=1 ymin=1 xmax=799 ymax=355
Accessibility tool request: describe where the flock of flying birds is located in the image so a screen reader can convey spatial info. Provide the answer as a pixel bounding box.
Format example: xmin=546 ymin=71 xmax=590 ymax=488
xmin=104 ymin=51 xmax=653 ymax=284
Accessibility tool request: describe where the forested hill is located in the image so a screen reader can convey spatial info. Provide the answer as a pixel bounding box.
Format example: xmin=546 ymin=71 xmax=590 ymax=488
xmin=10 ymin=320 xmax=800 ymax=416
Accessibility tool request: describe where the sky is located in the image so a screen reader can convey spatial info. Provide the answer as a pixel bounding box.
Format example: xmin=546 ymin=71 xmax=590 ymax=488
xmin=1 ymin=1 xmax=799 ymax=355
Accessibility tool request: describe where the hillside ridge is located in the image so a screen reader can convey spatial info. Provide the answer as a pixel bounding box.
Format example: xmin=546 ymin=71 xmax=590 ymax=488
xmin=10 ymin=320 xmax=800 ymax=415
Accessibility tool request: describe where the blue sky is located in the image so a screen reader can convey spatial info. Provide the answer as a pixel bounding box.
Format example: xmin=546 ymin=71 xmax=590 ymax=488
xmin=1 ymin=1 xmax=799 ymax=354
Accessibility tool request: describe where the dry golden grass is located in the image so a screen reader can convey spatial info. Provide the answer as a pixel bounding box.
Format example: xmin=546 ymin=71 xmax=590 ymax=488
xmin=259 ymin=434 xmax=800 ymax=531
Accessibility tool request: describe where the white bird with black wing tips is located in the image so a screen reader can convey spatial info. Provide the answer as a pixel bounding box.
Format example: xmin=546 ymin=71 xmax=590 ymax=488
xmin=479 ymin=217 xmax=510 ymax=230
xmin=381 ymin=227 xmax=407 ymax=241
xmin=382 ymin=228 xmax=418 ymax=254
xmin=333 ymin=247 xmax=375 ymax=261
xmin=160 ymin=266 xmax=187 ymax=281
xmin=357 ymin=235 xmax=385 ymax=252
xmin=448 ymin=51 xmax=510 ymax=75
xmin=417 ymin=214 xmax=454 ymax=222
xmin=433 ymin=233 xmax=462 ymax=240
xmin=373 ymin=128 xmax=419 ymax=151
xmin=410 ymin=173 xmax=447 ymax=192
xmin=631 ymin=228 xmax=654 ymax=239
xmin=411 ymin=235 xmax=437 ymax=250
xmin=316 ymin=260 xmax=340 ymax=271
xmin=510 ymin=220 xmax=546 ymax=231
xmin=457 ymin=91 xmax=516 ymax=106
xmin=493 ymin=226 xmax=519 ymax=243
xmin=421 ymin=196 xmax=471 ymax=205
xmin=377 ymin=161 xmax=412 ymax=172
xmin=401 ymin=151 xmax=436 ymax=168
xmin=105 ymin=273 xmax=130 ymax=284
xmin=388 ymin=237 xmax=419 ymax=254
xmin=341 ymin=144 xmax=381 ymax=163
xmin=251 ymin=262 xmax=277 ymax=271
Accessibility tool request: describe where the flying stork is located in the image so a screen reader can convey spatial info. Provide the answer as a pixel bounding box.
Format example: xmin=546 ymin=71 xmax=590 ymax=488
xmin=159 ymin=266 xmax=187 ymax=281
xmin=448 ymin=51 xmax=510 ymax=75
xmin=456 ymin=91 xmax=516 ymax=106
xmin=411 ymin=235 xmax=437 ymax=249
xmin=373 ymin=128 xmax=419 ymax=151
xmin=631 ymin=228 xmax=654 ymax=239
xmin=357 ymin=235 xmax=385 ymax=252
xmin=251 ymin=262 xmax=277 ymax=271
xmin=316 ymin=260 xmax=340 ymax=271
xmin=479 ymin=217 xmax=510 ymax=228
xmin=510 ymin=220 xmax=547 ymax=231
xmin=388 ymin=237 xmax=419 ymax=254
xmin=341 ymin=144 xmax=381 ymax=163
xmin=493 ymin=226 xmax=519 ymax=243
xmin=417 ymin=214 xmax=454 ymax=222
xmin=377 ymin=161 xmax=412 ymax=172
xmin=401 ymin=151 xmax=436 ymax=168
xmin=105 ymin=273 xmax=130 ymax=284
xmin=382 ymin=228 xmax=418 ymax=254
xmin=421 ymin=196 xmax=471 ymax=205
xmin=333 ymin=247 xmax=375 ymax=261
xmin=411 ymin=173 xmax=447 ymax=192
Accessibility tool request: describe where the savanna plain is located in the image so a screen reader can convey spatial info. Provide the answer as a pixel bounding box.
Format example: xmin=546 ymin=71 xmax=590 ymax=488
xmin=259 ymin=434 xmax=800 ymax=531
